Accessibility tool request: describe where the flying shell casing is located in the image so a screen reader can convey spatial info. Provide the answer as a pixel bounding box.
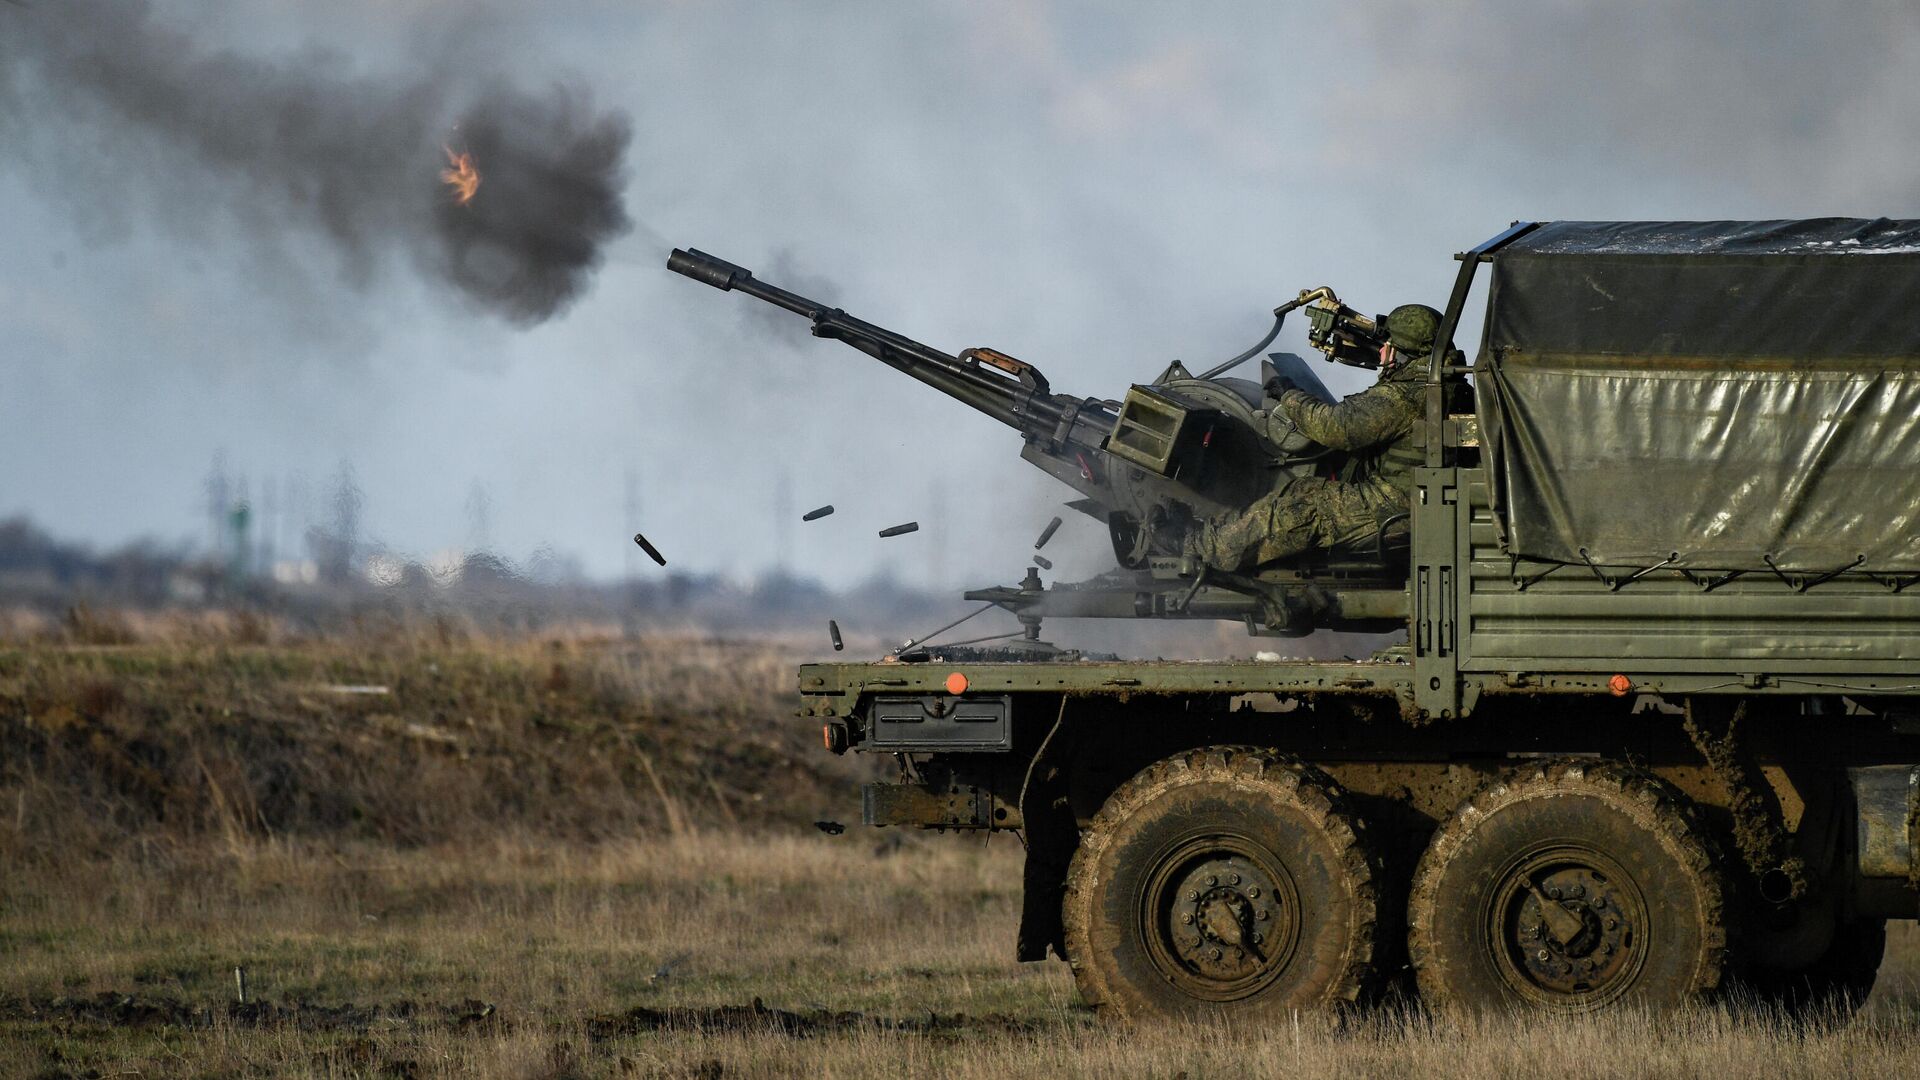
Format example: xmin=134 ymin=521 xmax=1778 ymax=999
xmin=1032 ymin=554 xmax=1053 ymax=570
xmin=803 ymin=505 xmax=835 ymax=521
xmin=829 ymin=619 xmax=844 ymax=651
xmin=878 ymin=521 xmax=920 ymax=538
xmin=632 ymin=532 xmax=667 ymax=566
xmin=1034 ymin=516 xmax=1063 ymax=550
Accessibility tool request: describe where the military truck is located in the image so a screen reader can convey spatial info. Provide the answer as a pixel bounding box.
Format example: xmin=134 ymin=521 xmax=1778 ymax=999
xmin=667 ymin=220 xmax=1920 ymax=1019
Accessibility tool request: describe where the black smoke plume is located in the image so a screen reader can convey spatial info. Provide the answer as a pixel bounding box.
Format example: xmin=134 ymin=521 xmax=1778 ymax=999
xmin=0 ymin=1 xmax=632 ymax=326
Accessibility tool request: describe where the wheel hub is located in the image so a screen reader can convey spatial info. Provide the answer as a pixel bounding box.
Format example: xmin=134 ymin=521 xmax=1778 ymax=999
xmin=1493 ymin=852 xmax=1647 ymax=1005
xmin=1144 ymin=841 xmax=1301 ymax=1000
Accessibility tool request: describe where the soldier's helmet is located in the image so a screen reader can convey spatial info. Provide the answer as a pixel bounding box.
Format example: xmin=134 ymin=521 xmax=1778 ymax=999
xmin=1382 ymin=304 xmax=1442 ymax=357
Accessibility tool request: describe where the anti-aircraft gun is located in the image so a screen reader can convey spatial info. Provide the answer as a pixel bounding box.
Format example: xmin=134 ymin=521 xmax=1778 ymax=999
xmin=666 ymin=248 xmax=1412 ymax=639
xmin=668 ymin=225 xmax=1920 ymax=1023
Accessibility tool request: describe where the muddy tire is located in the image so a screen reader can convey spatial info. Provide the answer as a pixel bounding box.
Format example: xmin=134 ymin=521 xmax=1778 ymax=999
xmin=1062 ymin=746 xmax=1382 ymax=1021
xmin=1409 ymin=759 xmax=1727 ymax=1015
xmin=1738 ymin=918 xmax=1885 ymax=1022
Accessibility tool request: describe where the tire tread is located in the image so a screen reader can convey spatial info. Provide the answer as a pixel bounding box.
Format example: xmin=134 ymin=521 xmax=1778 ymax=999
xmin=1062 ymin=745 xmax=1382 ymax=1019
xmin=1406 ymin=758 xmax=1728 ymax=1014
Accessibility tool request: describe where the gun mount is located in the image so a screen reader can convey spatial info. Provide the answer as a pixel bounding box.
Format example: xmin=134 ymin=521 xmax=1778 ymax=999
xmin=666 ymin=247 xmax=1408 ymax=636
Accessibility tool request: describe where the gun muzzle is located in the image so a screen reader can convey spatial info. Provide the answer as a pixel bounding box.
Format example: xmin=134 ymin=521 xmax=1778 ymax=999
xmin=667 ymin=248 xmax=752 ymax=291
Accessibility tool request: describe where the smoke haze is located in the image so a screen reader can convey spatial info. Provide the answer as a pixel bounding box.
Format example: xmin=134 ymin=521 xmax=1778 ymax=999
xmin=0 ymin=0 xmax=631 ymax=324
xmin=4 ymin=0 xmax=1919 ymax=605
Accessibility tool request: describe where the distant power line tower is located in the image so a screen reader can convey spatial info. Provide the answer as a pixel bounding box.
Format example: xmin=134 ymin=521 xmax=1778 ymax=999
xmin=286 ymin=472 xmax=309 ymax=567
xmin=464 ymin=481 xmax=494 ymax=554
xmin=623 ymin=466 xmax=641 ymax=586
xmin=929 ymin=473 xmax=948 ymax=593
xmin=259 ymin=474 xmax=277 ymax=575
xmin=228 ymin=474 xmax=251 ymax=583
xmin=202 ymin=450 xmax=231 ymax=561
xmin=317 ymin=463 xmax=363 ymax=585
xmin=773 ymin=471 xmax=793 ymax=577
xmin=622 ymin=467 xmax=643 ymax=637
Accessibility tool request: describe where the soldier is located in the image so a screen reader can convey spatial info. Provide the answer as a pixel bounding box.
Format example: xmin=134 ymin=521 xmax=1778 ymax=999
xmin=1187 ymin=303 xmax=1452 ymax=570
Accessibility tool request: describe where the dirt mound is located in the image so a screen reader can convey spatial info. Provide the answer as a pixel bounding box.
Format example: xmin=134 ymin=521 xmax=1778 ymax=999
xmin=0 ymin=634 xmax=869 ymax=857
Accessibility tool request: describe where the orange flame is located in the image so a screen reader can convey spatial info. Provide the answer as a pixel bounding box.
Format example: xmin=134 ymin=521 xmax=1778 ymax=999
xmin=440 ymin=145 xmax=480 ymax=206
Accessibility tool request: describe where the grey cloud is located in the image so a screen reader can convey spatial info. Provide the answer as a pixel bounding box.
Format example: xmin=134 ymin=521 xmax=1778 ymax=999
xmin=4 ymin=0 xmax=1917 ymax=602
xmin=1330 ymin=0 xmax=1920 ymax=212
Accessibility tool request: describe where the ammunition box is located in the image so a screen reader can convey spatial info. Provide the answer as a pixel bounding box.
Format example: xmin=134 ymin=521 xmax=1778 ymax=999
xmin=1107 ymin=385 xmax=1221 ymax=477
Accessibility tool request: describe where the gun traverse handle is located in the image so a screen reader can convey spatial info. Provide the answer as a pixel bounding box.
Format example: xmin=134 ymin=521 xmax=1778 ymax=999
xmin=667 ymin=248 xmax=751 ymax=291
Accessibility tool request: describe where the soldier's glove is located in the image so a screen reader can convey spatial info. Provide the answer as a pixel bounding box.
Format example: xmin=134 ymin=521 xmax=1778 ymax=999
xmin=1262 ymin=374 xmax=1298 ymax=399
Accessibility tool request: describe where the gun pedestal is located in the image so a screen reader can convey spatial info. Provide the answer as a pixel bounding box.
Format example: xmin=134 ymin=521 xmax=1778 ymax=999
xmin=1006 ymin=566 xmax=1057 ymax=656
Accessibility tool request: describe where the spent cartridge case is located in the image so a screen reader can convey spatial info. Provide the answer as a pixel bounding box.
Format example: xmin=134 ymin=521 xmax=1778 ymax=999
xmin=632 ymin=533 xmax=667 ymax=566
xmin=1034 ymin=516 xmax=1063 ymax=549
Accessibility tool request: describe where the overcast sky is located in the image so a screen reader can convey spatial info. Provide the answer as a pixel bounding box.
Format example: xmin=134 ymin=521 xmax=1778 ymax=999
xmin=5 ymin=0 xmax=1917 ymax=590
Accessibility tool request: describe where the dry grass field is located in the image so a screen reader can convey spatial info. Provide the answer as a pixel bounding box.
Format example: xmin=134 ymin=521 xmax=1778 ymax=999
xmin=5 ymin=620 xmax=1920 ymax=1077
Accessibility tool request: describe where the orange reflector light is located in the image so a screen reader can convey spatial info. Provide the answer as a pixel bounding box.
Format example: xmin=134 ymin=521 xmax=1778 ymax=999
xmin=945 ymin=671 xmax=969 ymax=695
xmin=822 ymin=723 xmax=835 ymax=749
xmin=1608 ymin=674 xmax=1633 ymax=697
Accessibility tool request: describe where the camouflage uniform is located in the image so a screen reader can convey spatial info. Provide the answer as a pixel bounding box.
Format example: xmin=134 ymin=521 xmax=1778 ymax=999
xmin=1189 ymin=304 xmax=1448 ymax=570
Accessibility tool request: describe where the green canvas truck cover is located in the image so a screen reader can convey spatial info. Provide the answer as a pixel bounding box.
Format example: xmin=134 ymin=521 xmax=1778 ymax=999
xmin=1478 ymin=218 xmax=1920 ymax=572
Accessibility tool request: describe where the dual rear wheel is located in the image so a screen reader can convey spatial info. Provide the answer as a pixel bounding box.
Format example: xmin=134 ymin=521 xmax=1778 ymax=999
xmin=1407 ymin=760 xmax=1727 ymax=1014
xmin=1064 ymin=751 xmax=1735 ymax=1020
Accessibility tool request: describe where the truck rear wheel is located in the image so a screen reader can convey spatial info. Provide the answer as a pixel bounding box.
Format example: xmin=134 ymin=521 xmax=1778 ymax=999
xmin=1408 ymin=759 xmax=1728 ymax=1015
xmin=1061 ymin=746 xmax=1382 ymax=1021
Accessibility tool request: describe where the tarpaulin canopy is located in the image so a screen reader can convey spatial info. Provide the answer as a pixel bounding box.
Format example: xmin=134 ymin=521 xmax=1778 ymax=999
xmin=1478 ymin=219 xmax=1920 ymax=572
